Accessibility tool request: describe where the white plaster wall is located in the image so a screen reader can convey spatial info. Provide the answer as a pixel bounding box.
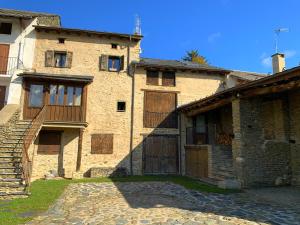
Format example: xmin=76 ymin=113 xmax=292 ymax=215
xmin=0 ymin=17 xmax=37 ymax=105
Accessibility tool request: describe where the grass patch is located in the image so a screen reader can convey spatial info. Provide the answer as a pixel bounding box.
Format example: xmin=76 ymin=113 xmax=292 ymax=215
xmin=0 ymin=175 xmax=237 ymax=225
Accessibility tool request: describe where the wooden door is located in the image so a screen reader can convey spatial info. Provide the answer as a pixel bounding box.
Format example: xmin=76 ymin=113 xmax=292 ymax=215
xmin=0 ymin=44 xmax=9 ymax=74
xmin=185 ymin=146 xmax=208 ymax=178
xmin=143 ymin=135 xmax=178 ymax=174
xmin=0 ymin=86 xmax=6 ymax=110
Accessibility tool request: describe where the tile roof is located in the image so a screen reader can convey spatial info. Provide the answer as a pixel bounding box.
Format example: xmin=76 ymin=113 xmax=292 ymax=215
xmin=229 ymin=70 xmax=267 ymax=81
xmin=0 ymin=8 xmax=59 ymax=19
xmin=135 ymin=58 xmax=231 ymax=73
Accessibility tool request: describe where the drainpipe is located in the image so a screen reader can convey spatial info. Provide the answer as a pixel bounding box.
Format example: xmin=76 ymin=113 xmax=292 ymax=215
xmin=128 ymin=35 xmax=134 ymax=175
xmin=178 ymin=113 xmax=182 ymax=175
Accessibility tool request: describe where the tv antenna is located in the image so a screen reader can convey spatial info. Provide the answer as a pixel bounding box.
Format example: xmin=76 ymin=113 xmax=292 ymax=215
xmin=134 ymin=15 xmax=142 ymax=35
xmin=274 ymin=28 xmax=289 ymax=53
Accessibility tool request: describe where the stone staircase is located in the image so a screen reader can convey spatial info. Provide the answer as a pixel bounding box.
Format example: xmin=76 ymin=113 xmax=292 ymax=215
xmin=0 ymin=120 xmax=31 ymax=199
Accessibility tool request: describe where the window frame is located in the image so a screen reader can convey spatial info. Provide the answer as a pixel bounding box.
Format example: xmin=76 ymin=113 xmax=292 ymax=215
xmin=54 ymin=51 xmax=67 ymax=68
xmin=146 ymin=70 xmax=159 ymax=86
xmin=48 ymin=83 xmax=83 ymax=106
xmin=162 ymin=71 xmax=176 ymax=87
xmin=108 ymin=56 xmax=121 ymax=72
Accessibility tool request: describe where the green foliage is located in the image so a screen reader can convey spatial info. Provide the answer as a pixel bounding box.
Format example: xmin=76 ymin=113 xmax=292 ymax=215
xmin=0 ymin=176 xmax=237 ymax=225
xmin=183 ymin=50 xmax=208 ymax=65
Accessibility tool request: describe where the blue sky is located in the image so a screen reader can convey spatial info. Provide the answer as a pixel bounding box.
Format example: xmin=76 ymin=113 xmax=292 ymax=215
xmin=1 ymin=0 xmax=300 ymax=73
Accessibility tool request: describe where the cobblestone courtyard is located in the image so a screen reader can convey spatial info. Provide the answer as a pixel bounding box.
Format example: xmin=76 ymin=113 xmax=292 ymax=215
xmin=27 ymin=182 xmax=300 ymax=225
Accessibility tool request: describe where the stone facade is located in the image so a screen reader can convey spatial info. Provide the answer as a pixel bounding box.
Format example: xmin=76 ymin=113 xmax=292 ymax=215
xmin=232 ymin=96 xmax=292 ymax=187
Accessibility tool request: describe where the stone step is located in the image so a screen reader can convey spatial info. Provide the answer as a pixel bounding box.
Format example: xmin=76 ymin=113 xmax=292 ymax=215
xmin=0 ymin=146 xmax=22 ymax=151
xmin=0 ymin=172 xmax=22 ymax=179
xmin=0 ymin=144 xmax=23 ymax=149
xmin=3 ymin=140 xmax=23 ymax=144
xmin=0 ymin=178 xmax=23 ymax=185
xmin=0 ymin=191 xmax=28 ymax=199
xmin=0 ymin=161 xmax=21 ymax=167
xmin=0 ymin=185 xmax=26 ymax=193
xmin=0 ymin=156 xmax=22 ymax=162
xmin=0 ymin=167 xmax=21 ymax=173
xmin=0 ymin=151 xmax=22 ymax=157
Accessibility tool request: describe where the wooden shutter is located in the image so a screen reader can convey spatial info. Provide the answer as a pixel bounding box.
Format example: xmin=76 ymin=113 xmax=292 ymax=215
xmin=99 ymin=55 xmax=108 ymax=71
xmin=91 ymin=134 xmax=113 ymax=154
xmin=66 ymin=51 xmax=73 ymax=68
xmin=120 ymin=55 xmax=125 ymax=71
xmin=144 ymin=91 xmax=177 ymax=128
xmin=45 ymin=50 xmax=55 ymax=67
xmin=37 ymin=131 xmax=61 ymax=155
xmin=162 ymin=71 xmax=175 ymax=86
xmin=146 ymin=70 xmax=159 ymax=85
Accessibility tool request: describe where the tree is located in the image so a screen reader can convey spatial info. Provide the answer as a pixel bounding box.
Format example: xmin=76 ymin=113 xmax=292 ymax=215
xmin=182 ymin=50 xmax=208 ymax=65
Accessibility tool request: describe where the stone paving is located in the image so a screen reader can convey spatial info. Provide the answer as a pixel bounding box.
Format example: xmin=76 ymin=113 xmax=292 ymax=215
xmin=27 ymin=182 xmax=300 ymax=225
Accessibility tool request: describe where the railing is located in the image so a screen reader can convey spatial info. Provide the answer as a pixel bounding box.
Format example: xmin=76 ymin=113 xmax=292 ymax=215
xmin=144 ymin=111 xmax=178 ymax=128
xmin=0 ymin=56 xmax=24 ymax=75
xmin=21 ymin=106 xmax=47 ymax=192
xmin=46 ymin=105 xmax=84 ymax=122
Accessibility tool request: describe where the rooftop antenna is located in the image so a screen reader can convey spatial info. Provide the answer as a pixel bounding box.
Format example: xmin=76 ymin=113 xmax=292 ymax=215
xmin=274 ymin=28 xmax=289 ymax=53
xmin=134 ymin=15 xmax=142 ymax=35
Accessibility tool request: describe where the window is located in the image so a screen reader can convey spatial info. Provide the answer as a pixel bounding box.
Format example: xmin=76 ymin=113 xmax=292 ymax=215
xmin=74 ymin=87 xmax=82 ymax=106
xmin=91 ymin=134 xmax=113 ymax=154
xmin=54 ymin=52 xmax=67 ymax=68
xmin=57 ymin=85 xmax=65 ymax=105
xmin=49 ymin=85 xmax=57 ymax=105
xmin=58 ymin=38 xmax=65 ymax=44
xmin=111 ymin=43 xmax=118 ymax=49
xmin=162 ymin=71 xmax=175 ymax=86
xmin=108 ymin=56 xmax=121 ymax=71
xmin=146 ymin=70 xmax=159 ymax=85
xmin=117 ymin=101 xmax=126 ymax=112
xmin=0 ymin=23 xmax=12 ymax=35
xmin=38 ymin=131 xmax=61 ymax=155
xmin=29 ymin=84 xmax=44 ymax=107
xmin=67 ymin=87 xmax=74 ymax=106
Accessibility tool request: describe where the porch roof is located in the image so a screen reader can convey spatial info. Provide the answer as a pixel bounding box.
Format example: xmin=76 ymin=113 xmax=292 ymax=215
xmin=18 ymin=72 xmax=94 ymax=83
xmin=178 ymin=66 xmax=300 ymax=116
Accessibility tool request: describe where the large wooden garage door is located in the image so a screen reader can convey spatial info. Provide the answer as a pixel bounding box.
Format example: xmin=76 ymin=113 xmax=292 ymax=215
xmin=143 ymin=135 xmax=178 ymax=174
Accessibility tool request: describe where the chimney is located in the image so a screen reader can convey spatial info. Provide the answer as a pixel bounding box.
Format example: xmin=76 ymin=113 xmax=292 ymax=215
xmin=272 ymin=53 xmax=285 ymax=74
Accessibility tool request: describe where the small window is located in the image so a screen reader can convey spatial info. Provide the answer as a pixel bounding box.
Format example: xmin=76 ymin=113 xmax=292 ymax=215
xmin=58 ymin=38 xmax=65 ymax=44
xmin=29 ymin=84 xmax=44 ymax=107
xmin=162 ymin=71 xmax=176 ymax=86
xmin=117 ymin=101 xmax=126 ymax=112
xmin=111 ymin=43 xmax=118 ymax=49
xmin=38 ymin=131 xmax=61 ymax=155
xmin=0 ymin=23 xmax=12 ymax=35
xmin=108 ymin=56 xmax=121 ymax=71
xmin=54 ymin=52 xmax=67 ymax=68
xmin=146 ymin=70 xmax=159 ymax=85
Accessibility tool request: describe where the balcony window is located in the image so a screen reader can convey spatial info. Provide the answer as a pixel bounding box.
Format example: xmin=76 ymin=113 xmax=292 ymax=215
xmin=74 ymin=87 xmax=82 ymax=106
xmin=67 ymin=87 xmax=74 ymax=106
xmin=49 ymin=85 xmax=57 ymax=105
xmin=29 ymin=84 xmax=44 ymax=107
xmin=57 ymin=85 xmax=65 ymax=105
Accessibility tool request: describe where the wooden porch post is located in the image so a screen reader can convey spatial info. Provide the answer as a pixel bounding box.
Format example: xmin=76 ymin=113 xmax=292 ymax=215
xmin=76 ymin=128 xmax=83 ymax=172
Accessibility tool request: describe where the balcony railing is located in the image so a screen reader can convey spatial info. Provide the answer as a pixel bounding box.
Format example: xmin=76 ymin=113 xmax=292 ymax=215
xmin=0 ymin=56 xmax=24 ymax=75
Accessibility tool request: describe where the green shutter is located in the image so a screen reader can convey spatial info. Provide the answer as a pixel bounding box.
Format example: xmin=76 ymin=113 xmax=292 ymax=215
xmin=99 ymin=55 xmax=108 ymax=71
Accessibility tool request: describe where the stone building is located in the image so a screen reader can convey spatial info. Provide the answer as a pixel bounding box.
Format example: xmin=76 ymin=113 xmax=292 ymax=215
xmin=0 ymin=8 xmax=268 ymax=198
xmin=179 ymin=54 xmax=300 ymax=188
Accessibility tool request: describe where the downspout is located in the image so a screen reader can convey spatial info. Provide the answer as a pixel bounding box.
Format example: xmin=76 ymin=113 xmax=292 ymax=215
xmin=178 ymin=112 xmax=182 ymax=175
xmin=128 ymin=35 xmax=135 ymax=175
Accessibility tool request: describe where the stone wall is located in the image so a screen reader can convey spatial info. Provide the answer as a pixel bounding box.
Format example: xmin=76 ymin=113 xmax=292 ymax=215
xmin=232 ymin=96 xmax=291 ymax=187
xmin=0 ymin=104 xmax=20 ymax=144
xmin=289 ymin=89 xmax=300 ymax=186
xmin=208 ymin=145 xmax=234 ymax=180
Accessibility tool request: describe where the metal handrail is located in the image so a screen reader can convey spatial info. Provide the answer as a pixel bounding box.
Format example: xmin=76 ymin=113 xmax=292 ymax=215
xmin=0 ymin=56 xmax=25 ymax=75
xmin=21 ymin=106 xmax=47 ymax=192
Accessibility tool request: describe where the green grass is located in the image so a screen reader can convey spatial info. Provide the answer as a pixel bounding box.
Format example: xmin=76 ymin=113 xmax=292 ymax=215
xmin=0 ymin=176 xmax=237 ymax=225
